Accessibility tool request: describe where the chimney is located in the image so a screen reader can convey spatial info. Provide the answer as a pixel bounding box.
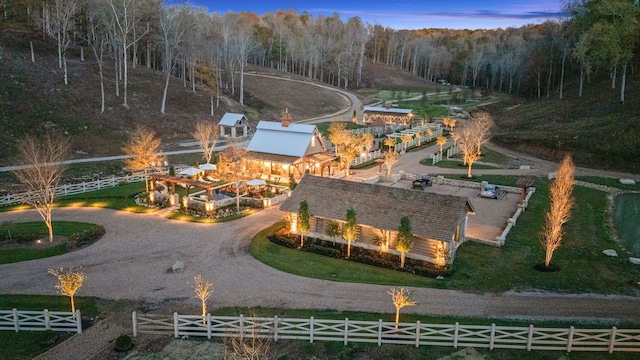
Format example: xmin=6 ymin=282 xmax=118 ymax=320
xmin=281 ymin=108 xmax=293 ymax=127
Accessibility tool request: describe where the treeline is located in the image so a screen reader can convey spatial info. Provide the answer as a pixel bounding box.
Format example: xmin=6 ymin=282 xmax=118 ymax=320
xmin=1 ymin=0 xmax=638 ymax=111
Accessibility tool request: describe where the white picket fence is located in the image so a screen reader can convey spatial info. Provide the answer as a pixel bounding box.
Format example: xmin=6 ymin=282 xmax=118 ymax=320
xmin=350 ymin=150 xmax=382 ymax=167
xmin=0 ymin=309 xmax=82 ymax=333
xmin=132 ymin=312 xmax=640 ymax=353
xmin=0 ymin=174 xmax=149 ymax=207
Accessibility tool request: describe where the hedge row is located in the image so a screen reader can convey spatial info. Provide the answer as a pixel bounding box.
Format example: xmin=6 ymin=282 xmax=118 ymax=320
xmin=267 ymin=234 xmax=452 ymax=278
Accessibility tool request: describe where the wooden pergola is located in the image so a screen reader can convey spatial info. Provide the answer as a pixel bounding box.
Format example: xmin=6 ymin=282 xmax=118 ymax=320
xmin=149 ymin=174 xmax=218 ymax=200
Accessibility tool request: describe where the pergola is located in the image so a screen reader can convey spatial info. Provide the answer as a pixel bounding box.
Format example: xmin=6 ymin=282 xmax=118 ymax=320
xmin=149 ymin=174 xmax=218 ymax=201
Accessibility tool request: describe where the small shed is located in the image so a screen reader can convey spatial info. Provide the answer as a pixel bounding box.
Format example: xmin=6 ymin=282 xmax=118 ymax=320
xmin=219 ymin=113 xmax=251 ymax=138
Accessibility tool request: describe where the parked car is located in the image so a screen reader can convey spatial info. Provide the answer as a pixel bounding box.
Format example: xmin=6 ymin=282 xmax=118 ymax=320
xmin=479 ymin=184 xmax=502 ymax=199
xmin=412 ymin=176 xmax=432 ymax=190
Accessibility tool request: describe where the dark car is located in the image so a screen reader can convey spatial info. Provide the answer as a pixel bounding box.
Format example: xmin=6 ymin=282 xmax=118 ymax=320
xmin=412 ymin=177 xmax=432 ymax=190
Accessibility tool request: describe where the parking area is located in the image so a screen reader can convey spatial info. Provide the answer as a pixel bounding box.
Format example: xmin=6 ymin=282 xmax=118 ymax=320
xmin=381 ymin=179 xmax=523 ymax=243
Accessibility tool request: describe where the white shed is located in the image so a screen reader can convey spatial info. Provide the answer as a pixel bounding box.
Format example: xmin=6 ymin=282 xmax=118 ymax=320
xmin=219 ymin=113 xmax=250 ymax=138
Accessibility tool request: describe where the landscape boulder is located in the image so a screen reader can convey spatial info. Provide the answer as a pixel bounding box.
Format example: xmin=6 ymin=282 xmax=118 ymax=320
xmin=172 ymin=261 xmax=184 ymax=272
xmin=602 ymin=249 xmax=618 ymax=257
xmin=619 ymin=178 xmax=636 ymax=185
xmin=629 ymin=257 xmax=640 ymax=265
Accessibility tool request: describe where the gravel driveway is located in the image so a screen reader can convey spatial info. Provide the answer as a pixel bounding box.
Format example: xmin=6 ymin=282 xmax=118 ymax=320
xmin=1 ymin=207 xmax=639 ymax=322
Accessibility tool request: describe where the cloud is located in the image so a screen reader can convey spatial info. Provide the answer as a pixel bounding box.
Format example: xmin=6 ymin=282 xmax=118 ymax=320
xmin=308 ymin=8 xmax=567 ymax=22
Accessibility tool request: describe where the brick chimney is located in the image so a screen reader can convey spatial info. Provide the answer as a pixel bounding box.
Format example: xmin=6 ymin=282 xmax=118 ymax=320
xmin=281 ymin=108 xmax=293 ymax=127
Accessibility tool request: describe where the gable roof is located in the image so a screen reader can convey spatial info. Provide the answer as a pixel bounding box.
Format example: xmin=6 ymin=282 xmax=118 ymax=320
xmin=247 ymin=121 xmax=322 ymax=158
xmin=219 ymin=113 xmax=247 ymax=127
xmin=363 ymin=106 xmax=413 ymax=115
xmin=280 ymin=176 xmax=474 ymax=242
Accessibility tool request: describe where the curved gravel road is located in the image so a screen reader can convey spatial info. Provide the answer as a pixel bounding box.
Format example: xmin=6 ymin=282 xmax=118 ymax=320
xmin=1 ymin=206 xmax=639 ymax=323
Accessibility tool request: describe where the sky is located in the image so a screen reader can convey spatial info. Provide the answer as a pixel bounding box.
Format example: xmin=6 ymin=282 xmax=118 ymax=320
xmin=181 ymin=0 xmax=568 ymax=30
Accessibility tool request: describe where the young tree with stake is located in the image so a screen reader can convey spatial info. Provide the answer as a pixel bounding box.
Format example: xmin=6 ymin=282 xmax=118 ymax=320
xmin=297 ymin=200 xmax=310 ymax=247
xmin=193 ymin=274 xmax=213 ymax=319
xmin=343 ymin=208 xmax=357 ymax=258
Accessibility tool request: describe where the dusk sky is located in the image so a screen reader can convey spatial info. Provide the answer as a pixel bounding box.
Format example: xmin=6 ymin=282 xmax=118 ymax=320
xmin=180 ymin=0 xmax=568 ymax=30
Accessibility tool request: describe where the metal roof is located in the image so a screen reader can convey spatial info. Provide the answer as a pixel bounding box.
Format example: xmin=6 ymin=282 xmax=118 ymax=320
xmin=247 ymin=121 xmax=319 ymax=158
xmin=219 ymin=113 xmax=247 ymax=127
xmin=363 ymin=106 xmax=413 ymax=115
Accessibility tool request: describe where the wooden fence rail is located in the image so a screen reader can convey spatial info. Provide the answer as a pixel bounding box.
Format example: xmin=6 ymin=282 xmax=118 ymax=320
xmin=0 ymin=174 xmax=150 ymax=207
xmin=0 ymin=309 xmax=82 ymax=333
xmin=132 ymin=312 xmax=640 ymax=353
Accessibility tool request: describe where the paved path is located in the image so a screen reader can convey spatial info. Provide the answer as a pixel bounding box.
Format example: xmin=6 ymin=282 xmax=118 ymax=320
xmin=1 ymin=207 xmax=639 ymax=323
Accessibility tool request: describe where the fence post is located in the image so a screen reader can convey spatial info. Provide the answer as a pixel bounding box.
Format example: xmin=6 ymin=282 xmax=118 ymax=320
xmin=566 ymin=326 xmax=574 ymax=353
xmin=453 ymin=322 xmax=459 ymax=348
xmin=44 ymin=309 xmax=50 ymax=330
xmin=76 ymin=310 xmax=82 ymax=334
xmin=415 ymin=321 xmax=420 ymax=348
xmin=273 ymin=316 xmax=278 ymax=342
xmin=344 ymin=318 xmax=349 ymax=345
xmin=82 ymin=182 xmax=86 ymax=192
xmin=608 ymin=326 xmax=617 ymax=353
xmin=173 ymin=312 xmax=179 ymax=338
xmin=239 ymin=314 xmax=244 ymax=340
xmin=378 ymin=319 xmax=382 ymax=346
xmin=489 ymin=323 xmax=495 ymax=350
xmin=527 ymin=324 xmax=534 ymax=351
xmin=132 ymin=311 xmax=137 ymax=337
xmin=206 ymin=314 xmax=211 ymax=340
xmin=13 ymin=308 xmax=19 ymax=332
xmin=310 ymin=317 xmax=314 ymax=344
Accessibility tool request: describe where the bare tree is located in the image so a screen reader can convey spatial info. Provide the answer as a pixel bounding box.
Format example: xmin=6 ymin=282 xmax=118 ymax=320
xmin=387 ymin=287 xmax=416 ymax=329
xmin=47 ymin=0 xmax=80 ymax=85
xmin=218 ymin=144 xmax=248 ymax=212
xmin=159 ymin=5 xmax=187 ymax=114
xmin=192 ymin=121 xmax=220 ymax=164
xmin=383 ymin=149 xmax=399 ymax=176
xmin=86 ymin=0 xmax=111 ymax=113
xmin=469 ymin=111 xmax=494 ymax=155
xmin=108 ymin=0 xmax=148 ymax=107
xmin=49 ymin=267 xmax=85 ymax=316
xmin=459 ymin=126 xmax=481 ymax=178
xmin=193 ymin=274 xmax=213 ymax=319
xmin=542 ymin=155 xmax=575 ymax=268
xmin=122 ymin=126 xmax=163 ymax=192
xmin=13 ymin=134 xmax=71 ymax=242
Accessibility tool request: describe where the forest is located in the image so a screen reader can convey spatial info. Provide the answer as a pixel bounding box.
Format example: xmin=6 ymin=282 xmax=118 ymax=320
xmin=0 ymin=0 xmax=639 ymax=172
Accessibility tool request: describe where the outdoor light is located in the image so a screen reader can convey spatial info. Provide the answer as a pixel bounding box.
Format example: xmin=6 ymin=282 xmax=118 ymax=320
xmin=182 ymin=198 xmax=188 ymax=207
xmin=148 ymin=191 xmax=155 ymax=204
xmin=206 ymin=202 xmax=214 ymax=212
xmin=169 ymin=195 xmax=175 ymax=206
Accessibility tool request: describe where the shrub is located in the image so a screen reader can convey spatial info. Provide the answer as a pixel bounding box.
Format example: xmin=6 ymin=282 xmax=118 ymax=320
xmin=66 ymin=226 xmax=105 ymax=249
xmin=114 ymin=335 xmax=133 ymax=352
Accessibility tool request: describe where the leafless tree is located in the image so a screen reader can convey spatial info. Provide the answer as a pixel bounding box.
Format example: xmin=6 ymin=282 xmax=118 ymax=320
xmin=108 ymin=0 xmax=148 ymax=107
xmin=49 ymin=267 xmax=85 ymax=316
xmin=192 ymin=274 xmax=213 ymax=319
xmin=383 ymin=149 xmax=399 ymax=176
xmin=13 ymin=134 xmax=71 ymax=242
xmin=192 ymin=121 xmax=220 ymax=164
xmin=45 ymin=0 xmax=80 ymax=85
xmin=85 ymin=0 xmax=111 ymax=113
xmin=219 ymin=144 xmax=248 ymax=212
xmin=542 ymin=155 xmax=575 ymax=268
xmin=122 ymin=126 xmax=163 ymax=192
xmin=159 ymin=5 xmax=187 ymax=114
xmin=387 ymin=288 xmax=416 ymax=329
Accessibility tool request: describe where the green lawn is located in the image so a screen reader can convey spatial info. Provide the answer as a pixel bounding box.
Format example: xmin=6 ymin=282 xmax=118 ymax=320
xmin=0 ymin=221 xmax=104 ymax=264
xmin=250 ymin=177 xmax=640 ymax=295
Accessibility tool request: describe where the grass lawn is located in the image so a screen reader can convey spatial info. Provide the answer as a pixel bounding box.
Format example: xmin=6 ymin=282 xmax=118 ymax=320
xmin=0 ymin=221 xmax=104 ymax=264
xmin=250 ymin=176 xmax=640 ymax=295
xmin=425 ymin=158 xmax=498 ymax=170
xmin=0 ymin=295 xmax=99 ymax=360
